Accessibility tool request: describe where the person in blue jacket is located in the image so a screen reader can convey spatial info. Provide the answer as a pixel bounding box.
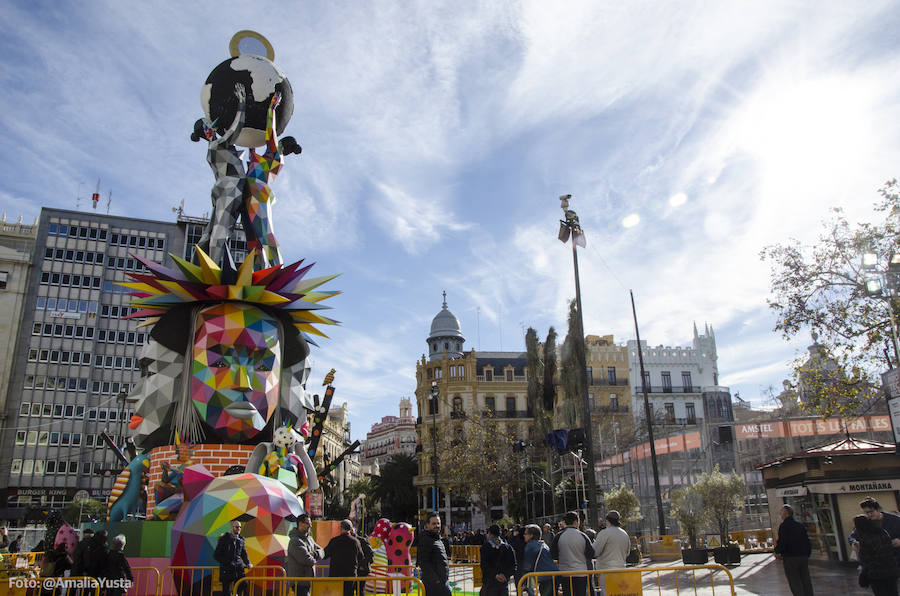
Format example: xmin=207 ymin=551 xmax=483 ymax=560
xmin=480 ymin=524 xmax=516 ymax=596
xmin=522 ymin=524 xmax=560 ymax=596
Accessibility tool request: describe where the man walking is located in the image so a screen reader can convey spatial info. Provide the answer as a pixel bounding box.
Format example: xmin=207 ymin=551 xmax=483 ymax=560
xmin=593 ymin=511 xmax=630 ymax=571
xmin=551 ymin=512 xmax=594 ymax=596
xmin=774 ymin=505 xmax=813 ymax=596
xmin=417 ymin=512 xmax=450 ymax=596
xmin=325 ymin=519 xmax=364 ymax=596
xmin=480 ymin=524 xmax=516 ymax=596
xmin=288 ymin=514 xmax=323 ymax=596
xmin=214 ymin=520 xmax=251 ymax=596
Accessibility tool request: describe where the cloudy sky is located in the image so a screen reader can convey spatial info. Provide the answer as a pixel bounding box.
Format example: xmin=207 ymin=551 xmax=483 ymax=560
xmin=2 ymin=2 xmax=899 ymax=440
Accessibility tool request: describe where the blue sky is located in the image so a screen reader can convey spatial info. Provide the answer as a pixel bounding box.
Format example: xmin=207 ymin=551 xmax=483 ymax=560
xmin=3 ymin=2 xmax=900 ymax=440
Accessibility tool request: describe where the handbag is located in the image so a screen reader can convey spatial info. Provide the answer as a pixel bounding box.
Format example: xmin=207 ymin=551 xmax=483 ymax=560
xmin=858 ymin=566 xmax=869 ymax=588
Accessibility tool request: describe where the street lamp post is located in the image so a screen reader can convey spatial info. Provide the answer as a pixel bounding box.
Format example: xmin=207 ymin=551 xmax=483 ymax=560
xmin=430 ymin=381 xmax=440 ymax=515
xmin=557 ymin=194 xmax=599 ymax=529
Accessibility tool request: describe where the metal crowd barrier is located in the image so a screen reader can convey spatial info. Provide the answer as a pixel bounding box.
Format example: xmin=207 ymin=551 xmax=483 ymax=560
xmin=35 ymin=575 xmax=102 ymax=596
xmin=728 ymin=528 xmax=774 ymax=552
xmin=130 ymin=566 xmax=161 ymax=596
xmin=517 ymin=565 xmax=736 ymax=596
xmin=449 ymin=545 xmax=481 ymax=563
xmin=233 ymin=574 xmax=426 ymax=596
xmin=159 ymin=565 xmax=286 ymax=596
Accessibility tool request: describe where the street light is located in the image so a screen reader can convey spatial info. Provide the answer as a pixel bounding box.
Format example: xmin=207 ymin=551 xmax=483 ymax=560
xmin=429 ymin=380 xmax=439 ymax=517
xmin=557 ymin=194 xmax=598 ymax=529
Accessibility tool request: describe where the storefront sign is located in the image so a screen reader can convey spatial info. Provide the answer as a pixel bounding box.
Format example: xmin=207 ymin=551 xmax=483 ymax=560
xmin=775 ymin=486 xmax=808 ymax=497
xmin=734 ymin=416 xmax=891 ymax=440
xmin=808 ymin=479 xmax=900 ymax=494
xmin=48 ymin=311 xmax=81 ymax=319
xmin=735 ymin=422 xmax=786 ymax=439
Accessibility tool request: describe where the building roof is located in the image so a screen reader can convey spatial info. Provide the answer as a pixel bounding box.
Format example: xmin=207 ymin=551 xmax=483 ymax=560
xmin=428 ymin=292 xmax=463 ymax=341
xmin=755 ymin=436 xmax=895 ymax=470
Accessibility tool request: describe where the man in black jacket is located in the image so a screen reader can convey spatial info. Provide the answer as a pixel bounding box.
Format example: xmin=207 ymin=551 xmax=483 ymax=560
xmin=774 ymin=505 xmax=813 ymax=596
xmin=214 ymin=521 xmax=251 ymax=596
xmin=325 ymin=519 xmax=365 ymax=596
xmin=416 ymin=512 xmax=450 ymax=596
xmin=480 ymin=524 xmax=517 ymax=596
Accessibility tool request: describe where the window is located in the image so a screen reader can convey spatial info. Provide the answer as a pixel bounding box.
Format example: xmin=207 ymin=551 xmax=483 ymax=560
xmin=681 ymin=372 xmax=692 ymax=391
xmin=0 ymin=271 xmax=7 ymax=290
xmin=642 ymin=371 xmax=651 ymax=391
xmin=505 ymin=369 xmax=513 ymax=382
xmin=22 ymin=460 xmax=34 ymax=475
xmin=607 ymin=367 xmax=617 ymax=385
xmin=686 ymin=403 xmax=696 ymax=424
xmin=664 ymin=403 xmax=675 ymax=424
xmin=45 ymin=461 xmax=56 ymax=474
xmin=485 ymin=369 xmax=493 ymax=382
xmin=31 ymin=403 xmax=41 ymax=416
xmin=661 ymin=371 xmax=672 ymax=392
xmin=609 ymin=394 xmax=618 ymax=410
xmin=15 ymin=431 xmax=25 ymax=446
xmin=50 ymin=432 xmax=59 ymax=445
xmin=506 ymin=396 xmax=516 ymax=414
xmin=19 ymin=402 xmax=29 ymax=416
xmin=10 ymin=459 xmax=22 ymax=474
xmin=33 ymin=460 xmax=44 ymax=476
xmin=452 ymin=396 xmax=463 ymax=412
xmin=485 ymin=396 xmax=495 ymax=413
xmin=38 ymin=431 xmax=49 ymax=446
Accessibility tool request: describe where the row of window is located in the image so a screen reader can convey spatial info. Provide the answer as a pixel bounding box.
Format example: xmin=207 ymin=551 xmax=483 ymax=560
xmin=19 ymin=401 xmax=131 ymax=421
xmin=105 ymin=256 xmax=148 ymax=272
xmin=44 ymin=248 xmax=106 ymax=264
xmin=96 ymin=329 xmax=148 ymax=345
xmin=25 ymin=350 xmax=138 ymax=370
xmin=32 ymin=322 xmax=95 ymax=338
xmin=16 ymin=430 xmax=130 ymax=447
xmin=102 ymin=280 xmax=131 ymax=294
xmin=39 ymin=272 xmax=102 ymax=289
xmin=109 ymin=233 xmax=165 ymax=250
xmin=47 ymin=223 xmax=108 ymax=240
xmin=101 ymin=304 xmax=138 ymax=318
xmin=35 ymin=298 xmax=99 ymax=313
xmin=11 ymin=459 xmax=124 ymax=477
xmin=27 ymin=349 xmax=92 ymax=365
xmin=22 ymin=376 xmax=135 ymax=394
xmin=586 ymin=366 xmax=619 ymax=384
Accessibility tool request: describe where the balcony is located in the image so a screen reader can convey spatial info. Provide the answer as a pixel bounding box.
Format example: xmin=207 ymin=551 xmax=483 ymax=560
xmin=481 ymin=409 xmax=532 ymax=419
xmin=640 ymin=385 xmax=701 ymax=394
xmin=595 ymin=405 xmax=629 ymax=413
xmin=475 ymin=375 xmax=527 ymax=382
xmin=589 ymin=378 xmax=630 ymax=387
xmin=450 ymin=410 xmax=466 ymax=419
xmin=661 ymin=417 xmax=699 ymax=426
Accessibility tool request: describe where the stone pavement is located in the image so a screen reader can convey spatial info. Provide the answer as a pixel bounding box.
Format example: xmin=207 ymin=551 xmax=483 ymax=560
xmin=641 ymin=552 xmax=871 ymax=595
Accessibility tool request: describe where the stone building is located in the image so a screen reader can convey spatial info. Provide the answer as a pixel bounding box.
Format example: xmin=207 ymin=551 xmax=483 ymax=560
xmin=362 ymin=398 xmax=417 ymax=471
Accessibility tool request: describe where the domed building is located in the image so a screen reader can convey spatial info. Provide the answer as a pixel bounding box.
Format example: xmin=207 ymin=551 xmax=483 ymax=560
xmin=414 ymin=293 xmax=531 ymax=529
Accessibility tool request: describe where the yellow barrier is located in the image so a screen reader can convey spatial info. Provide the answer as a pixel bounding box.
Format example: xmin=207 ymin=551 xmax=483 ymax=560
xmin=449 ymin=562 xmax=481 ymax=589
xmin=516 ymin=565 xmax=736 ymax=596
xmin=160 ymin=565 xmax=286 ymax=596
xmin=23 ymin=576 xmax=103 ymax=596
xmin=1 ymin=550 xmax=44 ymax=572
xmin=449 ymin=545 xmax=481 ymax=563
xmin=638 ymin=535 xmax=686 ymax=561
xmin=234 ymin=574 xmax=426 ymax=596
xmin=729 ymin=528 xmax=773 ymax=552
xmin=131 ymin=566 xmax=161 ymax=596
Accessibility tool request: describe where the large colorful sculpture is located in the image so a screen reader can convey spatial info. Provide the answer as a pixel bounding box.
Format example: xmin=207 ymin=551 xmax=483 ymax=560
xmin=110 ymin=31 xmax=346 ymax=590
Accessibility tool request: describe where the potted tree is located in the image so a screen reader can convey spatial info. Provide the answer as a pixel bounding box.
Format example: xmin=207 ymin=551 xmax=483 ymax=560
xmin=602 ymin=484 xmax=643 ymax=565
xmin=670 ymin=486 xmax=707 ymax=564
xmin=695 ymin=466 xmax=745 ymax=566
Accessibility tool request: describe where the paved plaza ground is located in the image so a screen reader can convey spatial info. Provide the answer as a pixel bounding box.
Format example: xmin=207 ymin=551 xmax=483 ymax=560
xmin=641 ymin=552 xmax=869 ymax=595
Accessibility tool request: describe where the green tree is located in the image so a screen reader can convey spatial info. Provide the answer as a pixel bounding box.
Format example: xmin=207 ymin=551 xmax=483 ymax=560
xmin=63 ymin=498 xmax=107 ymax=526
xmin=760 ymin=179 xmax=900 ymax=416
xmin=542 ymin=327 xmax=558 ymax=413
xmin=694 ymin=466 xmax=745 ymax=545
xmin=559 ymin=300 xmax=586 ymax=428
xmin=437 ymin=414 xmax=523 ymax=522
xmin=601 ymin=484 xmax=642 ymax=525
xmin=343 ymin=478 xmax=379 ymax=523
xmin=670 ymin=486 xmax=705 ymax=549
xmin=372 ymin=454 xmax=418 ymax=522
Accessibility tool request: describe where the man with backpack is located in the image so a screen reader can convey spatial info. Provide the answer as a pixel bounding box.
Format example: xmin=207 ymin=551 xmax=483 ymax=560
xmin=550 ymin=512 xmax=594 ymax=596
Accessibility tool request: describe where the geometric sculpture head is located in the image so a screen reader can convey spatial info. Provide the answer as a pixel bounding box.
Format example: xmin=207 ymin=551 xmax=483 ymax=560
xmin=191 ymin=302 xmax=281 ymax=442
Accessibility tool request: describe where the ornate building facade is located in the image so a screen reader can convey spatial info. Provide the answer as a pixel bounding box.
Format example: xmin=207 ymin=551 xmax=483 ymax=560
xmin=362 ymin=398 xmax=416 ymax=471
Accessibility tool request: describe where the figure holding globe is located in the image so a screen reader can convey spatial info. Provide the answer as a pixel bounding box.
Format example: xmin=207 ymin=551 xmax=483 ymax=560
xmin=192 ymin=83 xmax=247 ymax=267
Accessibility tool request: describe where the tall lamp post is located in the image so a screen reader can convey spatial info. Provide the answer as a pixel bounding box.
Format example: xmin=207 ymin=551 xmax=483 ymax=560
xmin=557 ymin=194 xmax=599 ymax=529
xmin=862 ymin=252 xmax=900 ymax=454
xmin=429 ymin=381 xmax=440 ymax=514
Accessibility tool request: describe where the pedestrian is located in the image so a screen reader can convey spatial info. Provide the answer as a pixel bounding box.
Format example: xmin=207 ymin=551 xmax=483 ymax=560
xmin=550 ymin=512 xmax=594 ymax=596
xmin=417 ymin=512 xmax=450 ymax=596
xmin=522 ymin=524 xmax=559 ymax=596
xmin=325 ymin=519 xmax=365 ymax=596
xmin=542 ymin=524 xmax=554 ymax=542
xmin=9 ymin=534 xmax=24 ymax=553
xmin=508 ymin=526 xmax=526 ymax=589
xmin=103 ymin=534 xmax=133 ymax=596
xmin=71 ymin=528 xmax=94 ymax=576
xmin=853 ymin=514 xmax=899 ymax=596
xmin=353 ymin=526 xmax=374 ymax=594
xmin=773 ymin=505 xmax=813 ymax=596
xmin=214 ymin=520 xmax=251 ymax=596
xmin=287 ymin=514 xmax=323 ymax=596
xmin=84 ymin=530 xmax=109 ymax=580
xmin=593 ymin=511 xmax=630 ymax=571
xmin=480 ymin=524 xmax=516 ymax=596
xmin=0 ymin=526 xmax=9 ymax=550
xmin=40 ymin=542 xmax=72 ymax=578
xmin=850 ymin=497 xmax=900 ymax=568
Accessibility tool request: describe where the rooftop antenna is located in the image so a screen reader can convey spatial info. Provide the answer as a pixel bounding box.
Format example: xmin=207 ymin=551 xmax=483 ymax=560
xmin=476 ymin=307 xmax=481 ymax=351
xmin=172 ymin=199 xmax=185 ymax=219
xmin=499 ymin=302 xmax=503 ymax=351
xmin=106 ymin=190 xmax=112 ymax=214
xmin=75 ymin=181 xmax=84 ymax=210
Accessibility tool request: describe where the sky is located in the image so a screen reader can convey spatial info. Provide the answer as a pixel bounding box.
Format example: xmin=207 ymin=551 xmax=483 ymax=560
xmin=2 ymin=2 xmax=900 ymax=441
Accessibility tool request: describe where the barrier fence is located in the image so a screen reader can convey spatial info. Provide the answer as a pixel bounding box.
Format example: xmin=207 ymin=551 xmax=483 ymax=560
xmin=130 ymin=566 xmax=161 ymax=596
xmin=233 ymin=574 xmax=426 ymax=596
xmin=159 ymin=565 xmax=286 ymax=596
xmin=517 ymin=565 xmax=736 ymax=596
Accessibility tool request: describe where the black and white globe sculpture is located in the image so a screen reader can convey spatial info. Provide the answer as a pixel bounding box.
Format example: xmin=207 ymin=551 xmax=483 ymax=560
xmin=201 ymin=54 xmax=294 ymax=148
